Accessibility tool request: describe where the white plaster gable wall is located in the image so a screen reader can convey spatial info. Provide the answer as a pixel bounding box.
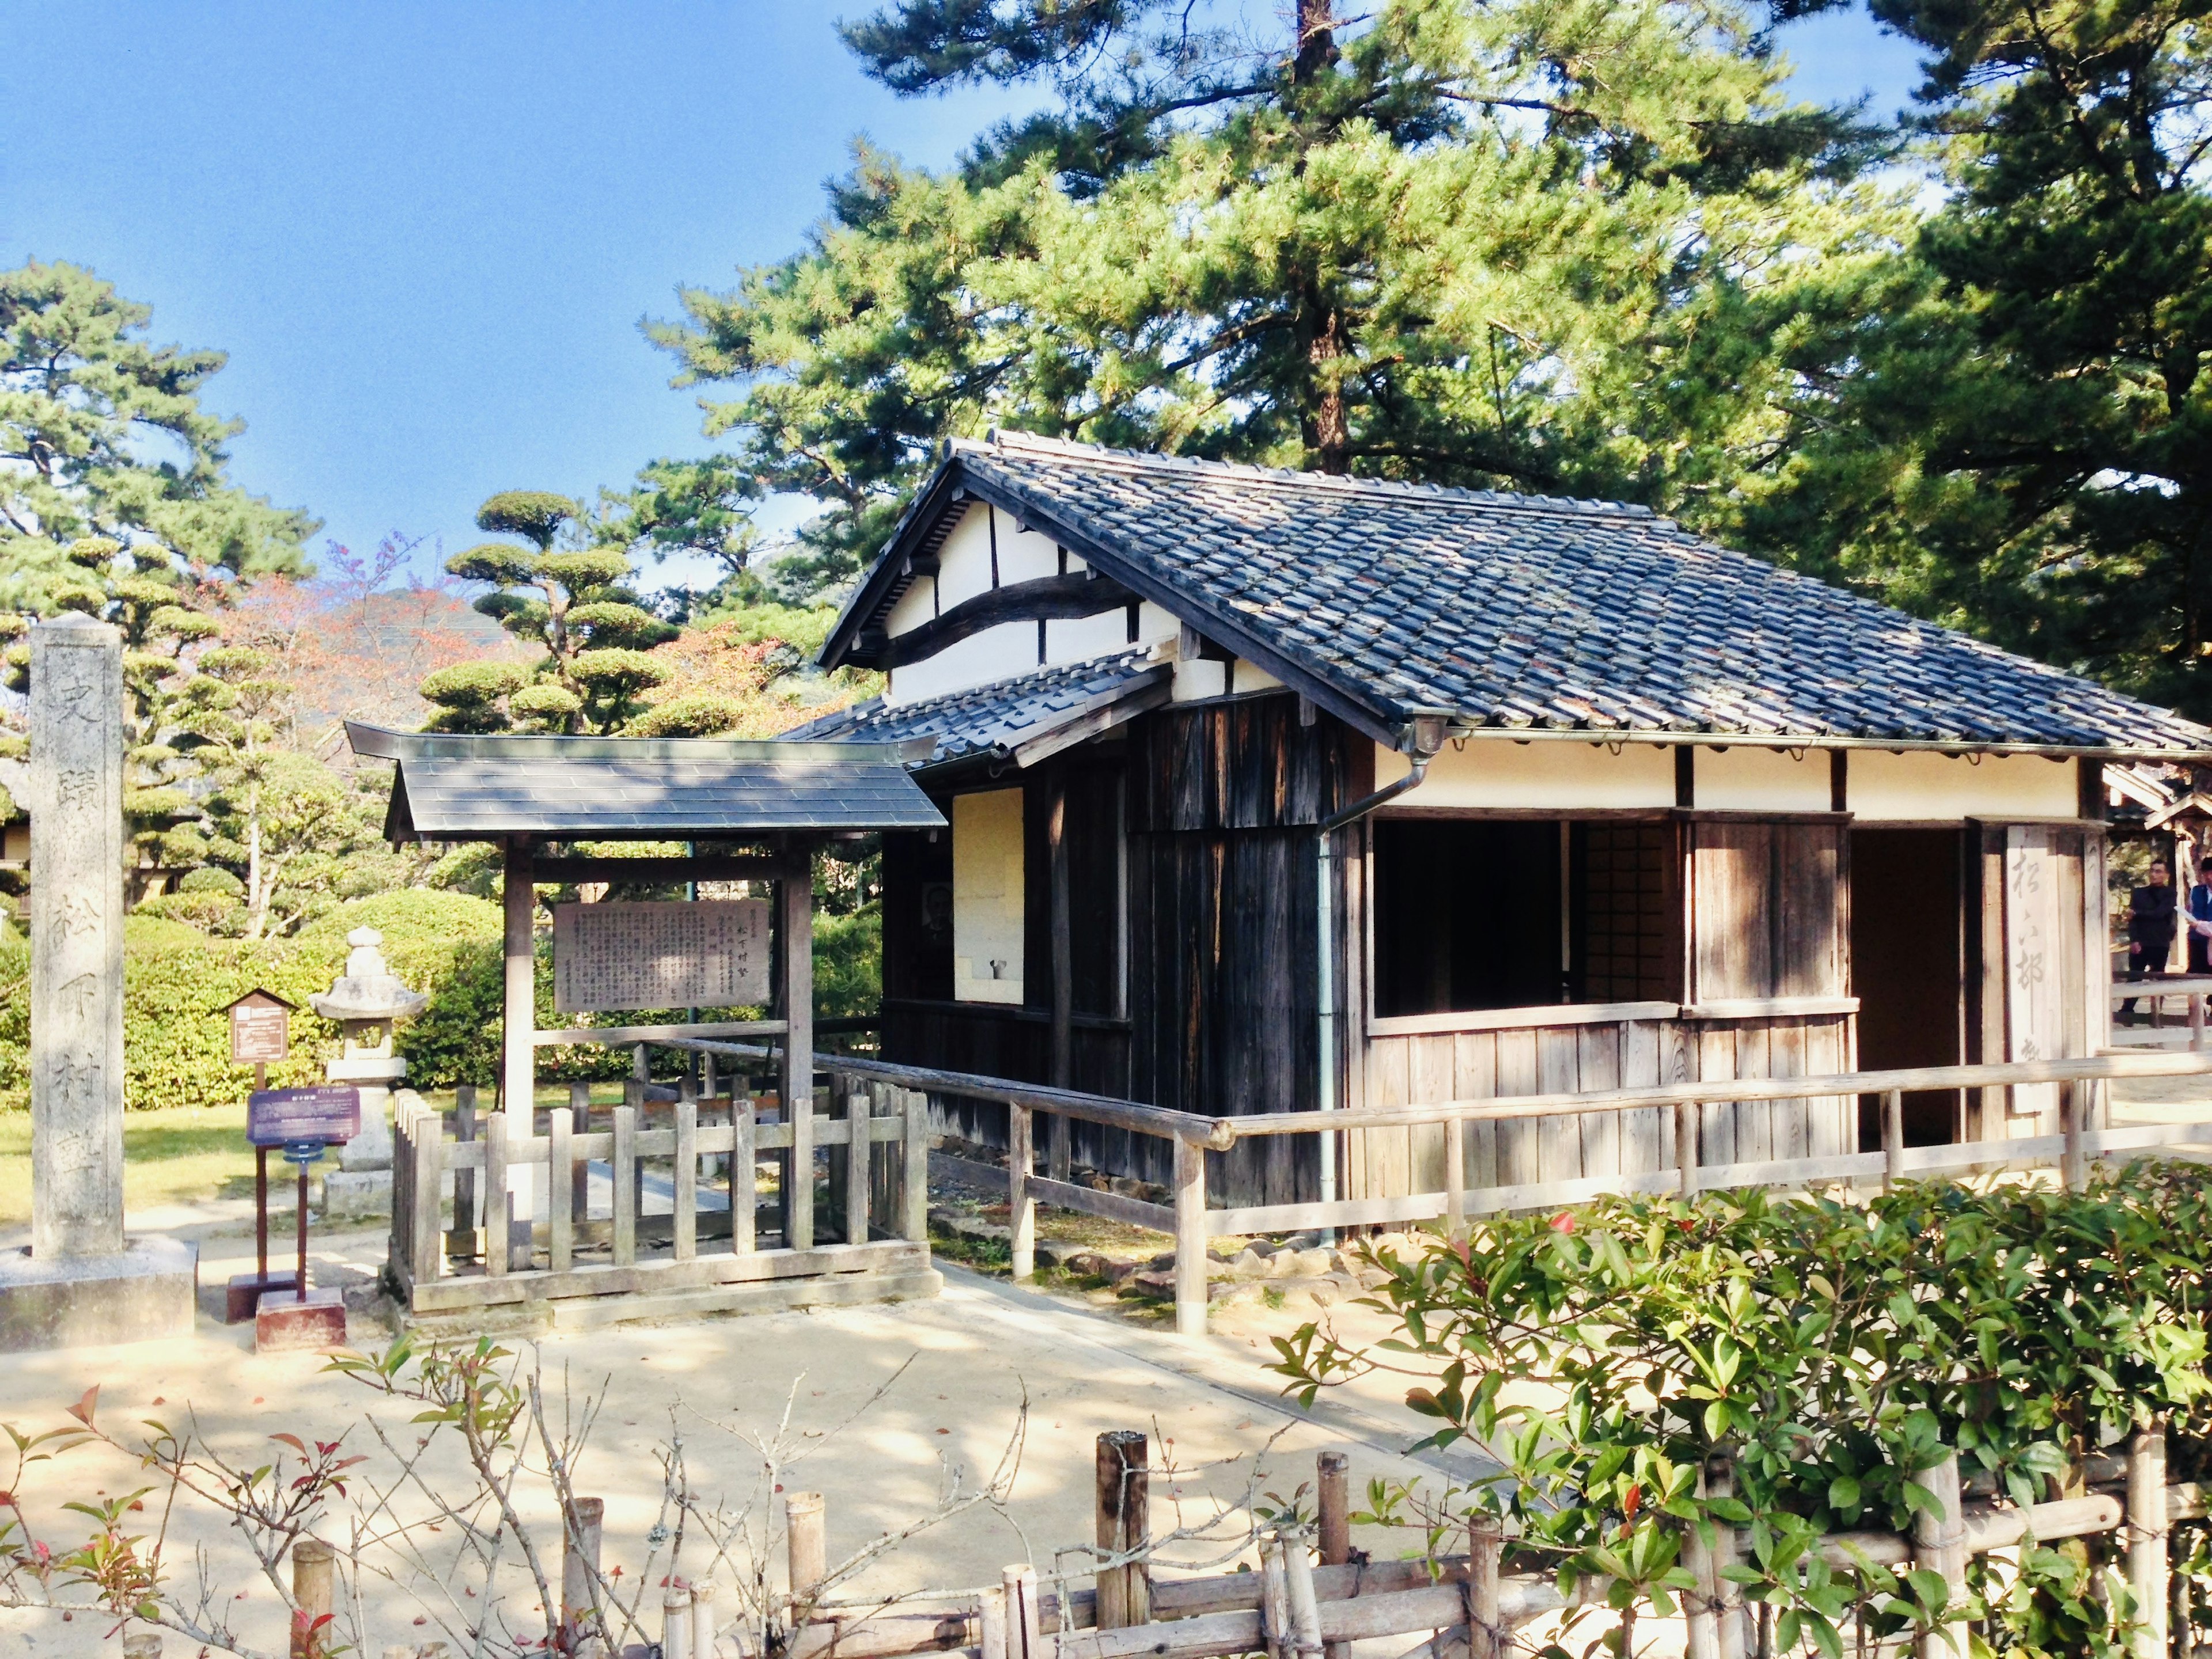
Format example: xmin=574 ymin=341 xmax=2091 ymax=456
xmin=952 ymin=788 xmax=1025 ymax=1004
xmin=883 ymin=503 xmax=1181 ymax=704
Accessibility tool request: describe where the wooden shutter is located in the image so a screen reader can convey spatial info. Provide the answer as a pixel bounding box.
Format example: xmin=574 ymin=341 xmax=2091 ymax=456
xmin=1684 ymin=816 xmax=1849 ymax=1007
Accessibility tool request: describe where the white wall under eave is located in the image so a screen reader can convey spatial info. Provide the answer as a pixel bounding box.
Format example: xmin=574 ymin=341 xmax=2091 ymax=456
xmin=1377 ymin=739 xmax=1678 ymax=809
xmin=885 ymin=622 xmax=1039 ymax=705
xmin=1695 ymin=745 xmax=1831 ymax=812
xmin=1848 ymin=750 xmax=2080 ymax=821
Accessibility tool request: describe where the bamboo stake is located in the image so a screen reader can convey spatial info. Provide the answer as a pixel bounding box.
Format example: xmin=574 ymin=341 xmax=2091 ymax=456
xmin=560 ymin=1495 xmax=604 ymax=1656
xmin=692 ymin=1583 xmax=719 ymax=1659
xmin=1283 ymin=1535 xmax=1324 ymax=1659
xmin=1466 ymin=1517 xmax=1502 ymax=1659
xmin=662 ymin=1586 xmax=693 ymax=1659
xmin=2128 ymin=1420 xmax=2168 ymax=1659
xmin=1317 ymin=1452 xmax=1350 ymax=1659
xmin=978 ymin=1588 xmax=1008 ymax=1659
xmin=290 ymin=1538 xmax=335 ymax=1659
xmin=1260 ymin=1538 xmax=1290 ymax=1659
xmin=1006 ymin=1566 xmax=1043 ymax=1659
xmin=787 ymin=1492 xmax=827 ymax=1609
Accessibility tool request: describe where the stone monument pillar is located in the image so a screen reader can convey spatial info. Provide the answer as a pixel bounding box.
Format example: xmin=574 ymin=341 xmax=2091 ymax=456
xmin=0 ymin=615 xmax=196 ymax=1351
xmin=311 ymin=928 xmax=427 ymax=1219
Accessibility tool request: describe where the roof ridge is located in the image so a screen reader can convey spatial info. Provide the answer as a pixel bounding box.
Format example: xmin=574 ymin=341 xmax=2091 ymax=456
xmin=952 ymin=431 xmax=1658 ymax=521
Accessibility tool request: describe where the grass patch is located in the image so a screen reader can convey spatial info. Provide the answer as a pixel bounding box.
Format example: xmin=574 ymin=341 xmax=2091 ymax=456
xmin=0 ymin=1103 xmax=263 ymax=1226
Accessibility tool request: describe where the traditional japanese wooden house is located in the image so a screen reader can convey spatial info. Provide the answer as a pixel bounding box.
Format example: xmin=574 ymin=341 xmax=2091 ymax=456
xmin=791 ymin=434 xmax=2212 ymax=1209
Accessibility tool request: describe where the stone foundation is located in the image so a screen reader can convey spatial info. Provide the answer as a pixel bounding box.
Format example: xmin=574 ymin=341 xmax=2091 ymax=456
xmin=0 ymin=1237 xmax=198 ymax=1353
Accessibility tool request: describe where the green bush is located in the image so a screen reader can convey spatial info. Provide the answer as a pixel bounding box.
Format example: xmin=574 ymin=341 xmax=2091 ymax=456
xmin=0 ymin=884 xmax=887 ymax=1108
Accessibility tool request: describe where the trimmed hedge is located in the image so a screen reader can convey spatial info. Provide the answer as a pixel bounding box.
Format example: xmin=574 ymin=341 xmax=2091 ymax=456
xmin=0 ymin=887 xmax=884 ymax=1110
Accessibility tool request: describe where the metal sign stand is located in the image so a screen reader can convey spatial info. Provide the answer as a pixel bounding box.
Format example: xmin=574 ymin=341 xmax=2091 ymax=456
xmin=243 ymin=1086 xmax=359 ymax=1353
xmin=221 ymin=995 xmax=307 ymax=1323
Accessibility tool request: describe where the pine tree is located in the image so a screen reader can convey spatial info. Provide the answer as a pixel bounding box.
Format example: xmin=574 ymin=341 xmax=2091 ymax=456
xmin=420 ymin=490 xmax=677 ymax=734
xmin=646 ymin=0 xmax=1892 ymax=588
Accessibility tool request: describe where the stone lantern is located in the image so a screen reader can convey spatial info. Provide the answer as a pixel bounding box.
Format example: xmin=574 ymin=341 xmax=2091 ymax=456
xmin=309 ymin=927 xmax=428 ymax=1218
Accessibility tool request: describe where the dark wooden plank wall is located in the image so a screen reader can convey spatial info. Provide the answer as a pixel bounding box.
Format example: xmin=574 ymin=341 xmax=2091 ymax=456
xmin=1127 ymin=696 xmax=1365 ymax=1206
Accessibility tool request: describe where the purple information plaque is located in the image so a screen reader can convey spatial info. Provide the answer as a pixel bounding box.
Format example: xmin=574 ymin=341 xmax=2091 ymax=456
xmin=248 ymin=1086 xmax=361 ymax=1147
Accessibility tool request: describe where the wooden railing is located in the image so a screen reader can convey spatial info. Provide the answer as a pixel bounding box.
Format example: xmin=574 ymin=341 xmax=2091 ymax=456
xmin=388 ymin=1071 xmax=937 ymax=1328
xmin=2111 ymin=974 xmax=2212 ymax=1048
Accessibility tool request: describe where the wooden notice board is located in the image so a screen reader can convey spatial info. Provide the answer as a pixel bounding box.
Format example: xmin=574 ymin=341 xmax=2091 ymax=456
xmin=552 ymin=899 xmax=772 ymax=1013
xmin=225 ymin=988 xmax=295 ymax=1065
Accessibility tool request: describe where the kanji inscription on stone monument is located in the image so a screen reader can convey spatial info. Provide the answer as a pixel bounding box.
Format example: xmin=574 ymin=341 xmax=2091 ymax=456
xmin=552 ymin=899 xmax=771 ymax=1013
xmin=28 ymin=615 xmax=125 ymax=1260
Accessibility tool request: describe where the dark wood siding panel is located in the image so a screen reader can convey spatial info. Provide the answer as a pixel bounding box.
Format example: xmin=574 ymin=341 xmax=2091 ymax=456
xmin=881 ymin=827 xmax=953 ymax=1002
xmin=1128 ymin=827 xmax=1320 ymax=1205
xmin=1128 ymin=696 xmax=1358 ymax=833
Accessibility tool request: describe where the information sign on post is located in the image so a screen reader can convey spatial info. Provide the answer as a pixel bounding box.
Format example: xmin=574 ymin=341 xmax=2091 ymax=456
xmin=552 ymin=899 xmax=772 ymax=1013
xmin=248 ymin=1086 xmax=362 ymax=1148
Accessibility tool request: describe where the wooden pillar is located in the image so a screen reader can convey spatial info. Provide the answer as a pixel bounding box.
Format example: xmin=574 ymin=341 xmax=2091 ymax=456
xmin=1466 ymin=1516 xmax=1503 ymax=1659
xmin=1882 ymin=1089 xmax=1904 ymax=1195
xmin=783 ymin=855 xmax=815 ymax=1251
xmin=1008 ymin=1104 xmax=1035 ymax=1279
xmin=502 ymin=837 xmax=536 ymax=1113
xmin=1048 ymin=774 xmax=1073 ymax=1183
xmin=1317 ymin=1450 xmax=1350 ymax=1659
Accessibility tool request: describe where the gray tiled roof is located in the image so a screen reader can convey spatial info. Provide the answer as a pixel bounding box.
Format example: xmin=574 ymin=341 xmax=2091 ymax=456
xmin=346 ymin=724 xmax=945 ymax=840
xmin=881 ymin=434 xmax=2212 ymax=755
xmin=784 ymin=649 xmax=1165 ymax=764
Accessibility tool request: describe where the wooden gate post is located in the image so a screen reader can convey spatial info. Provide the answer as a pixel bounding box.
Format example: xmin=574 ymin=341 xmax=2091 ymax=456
xmin=1096 ymin=1430 xmax=1152 ymax=1628
xmin=559 ymin=1495 xmax=604 ymax=1655
xmin=1908 ymin=1451 xmax=1966 ymax=1659
xmin=1883 ymin=1090 xmax=1905 ymax=1195
xmin=2128 ymin=1419 xmax=2169 ymax=1659
xmin=902 ymin=1089 xmax=930 ymax=1242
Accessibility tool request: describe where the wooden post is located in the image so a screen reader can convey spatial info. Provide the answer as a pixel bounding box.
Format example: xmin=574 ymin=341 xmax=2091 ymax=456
xmin=560 ymin=1495 xmax=604 ymax=1655
xmin=675 ymin=1097 xmax=698 ymax=1261
xmin=2062 ymin=1080 xmax=2088 ymax=1193
xmin=453 ymin=1084 xmax=478 ymax=1258
xmin=845 ymin=1092 xmax=871 ymax=1245
xmin=782 ymin=858 xmax=816 ymax=1252
xmin=1173 ymin=1135 xmax=1207 ymax=1336
xmin=1048 ymin=774 xmax=1073 ymax=1184
xmin=1095 ymin=1430 xmax=1151 ymax=1629
xmin=1883 ymin=1089 xmax=1905 ymax=1195
xmin=734 ymin=1094 xmax=756 ymax=1255
xmin=1005 ymin=1566 xmax=1042 ymax=1659
xmin=1008 ymin=1104 xmax=1035 ymax=1279
xmin=2192 ymin=993 xmax=2205 ymax=1052
xmin=409 ymin=1119 xmax=441 ymax=1290
xmin=1316 ymin=1449 xmax=1351 ymax=1659
xmin=611 ymin=1104 xmax=637 ymax=1267
xmin=483 ymin=1111 xmax=510 ymax=1278
xmin=569 ymin=1080 xmax=590 ymax=1221
xmin=902 ymin=1089 xmax=930 ymax=1242
xmin=502 ymin=838 xmax=535 ymax=1114
xmin=1908 ymin=1451 xmax=1966 ymax=1659
xmin=2128 ymin=1419 xmax=2169 ymax=1659
xmin=786 ymin=1491 xmax=827 ymax=1610
xmin=1676 ymin=1099 xmax=1700 ymax=1199
xmin=548 ymin=1105 xmax=574 ymax=1272
xmin=1466 ymin=1515 xmax=1503 ymax=1659
xmin=289 ymin=1537 xmax=336 ymax=1659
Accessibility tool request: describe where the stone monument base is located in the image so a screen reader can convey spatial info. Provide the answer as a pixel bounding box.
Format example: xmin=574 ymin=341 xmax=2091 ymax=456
xmin=0 ymin=1238 xmax=198 ymax=1353
xmin=321 ymin=1168 xmax=393 ymax=1221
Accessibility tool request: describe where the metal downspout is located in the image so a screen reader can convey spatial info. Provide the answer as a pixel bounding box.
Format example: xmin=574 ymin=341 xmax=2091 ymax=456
xmin=1316 ymin=748 xmax=1435 ymax=1242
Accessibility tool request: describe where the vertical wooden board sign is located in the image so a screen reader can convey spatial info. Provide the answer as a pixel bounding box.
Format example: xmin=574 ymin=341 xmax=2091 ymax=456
xmin=2004 ymin=825 xmax=2062 ymax=1131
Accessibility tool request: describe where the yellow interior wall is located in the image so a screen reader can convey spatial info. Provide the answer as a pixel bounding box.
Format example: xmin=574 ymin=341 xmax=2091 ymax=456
xmin=953 ymin=788 xmax=1025 ymax=1005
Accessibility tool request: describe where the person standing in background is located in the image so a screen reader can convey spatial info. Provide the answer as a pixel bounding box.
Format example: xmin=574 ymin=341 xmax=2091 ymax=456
xmin=2121 ymin=859 xmax=2179 ymax=1024
xmin=2187 ymin=857 xmax=2212 ymax=975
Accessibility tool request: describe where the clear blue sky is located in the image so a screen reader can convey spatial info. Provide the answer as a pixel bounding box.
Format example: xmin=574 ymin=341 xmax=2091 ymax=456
xmin=0 ymin=2 xmax=1925 ymax=596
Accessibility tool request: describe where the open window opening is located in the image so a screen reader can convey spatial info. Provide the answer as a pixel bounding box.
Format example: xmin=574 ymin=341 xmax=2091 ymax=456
xmin=1372 ymin=818 xmax=1679 ymax=1018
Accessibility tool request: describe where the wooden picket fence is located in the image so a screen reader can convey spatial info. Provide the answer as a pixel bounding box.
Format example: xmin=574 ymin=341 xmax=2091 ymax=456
xmin=529 ymin=1430 xmax=2205 ymax=1659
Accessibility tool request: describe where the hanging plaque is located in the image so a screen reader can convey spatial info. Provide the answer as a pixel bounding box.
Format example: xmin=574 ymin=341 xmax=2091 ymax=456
xmin=553 ymin=899 xmax=772 ymax=1014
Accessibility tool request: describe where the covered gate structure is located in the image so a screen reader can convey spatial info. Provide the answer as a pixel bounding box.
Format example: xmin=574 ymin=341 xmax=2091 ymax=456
xmin=346 ymin=724 xmax=947 ymax=1332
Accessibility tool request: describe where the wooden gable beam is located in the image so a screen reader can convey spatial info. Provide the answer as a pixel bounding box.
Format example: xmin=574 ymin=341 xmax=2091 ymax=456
xmin=867 ymin=570 xmax=1137 ymax=669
